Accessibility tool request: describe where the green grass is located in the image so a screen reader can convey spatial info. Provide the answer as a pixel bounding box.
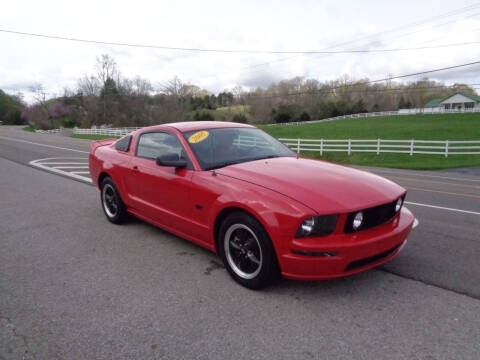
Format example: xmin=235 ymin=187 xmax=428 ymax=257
xmin=23 ymin=125 xmax=38 ymax=132
xmin=72 ymin=134 xmax=119 ymax=140
xmin=261 ymin=113 xmax=480 ymax=170
xmin=304 ymin=152 xmax=480 ymax=170
xmin=261 ymin=113 xmax=480 ymax=140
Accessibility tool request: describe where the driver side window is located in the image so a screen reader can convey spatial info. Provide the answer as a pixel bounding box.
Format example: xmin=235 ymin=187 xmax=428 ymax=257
xmin=136 ymin=132 xmax=186 ymax=161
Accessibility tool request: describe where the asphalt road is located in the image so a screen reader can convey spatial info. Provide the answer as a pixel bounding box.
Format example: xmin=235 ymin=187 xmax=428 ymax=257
xmin=1 ymin=126 xmax=479 ymax=360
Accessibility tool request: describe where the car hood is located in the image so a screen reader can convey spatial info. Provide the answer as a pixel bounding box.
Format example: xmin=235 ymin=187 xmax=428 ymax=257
xmin=216 ymin=157 xmax=405 ymax=214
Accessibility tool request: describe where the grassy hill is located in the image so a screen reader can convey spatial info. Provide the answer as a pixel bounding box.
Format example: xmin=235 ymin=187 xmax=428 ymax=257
xmin=260 ymin=113 xmax=480 ymax=169
xmin=260 ymin=113 xmax=480 ymax=140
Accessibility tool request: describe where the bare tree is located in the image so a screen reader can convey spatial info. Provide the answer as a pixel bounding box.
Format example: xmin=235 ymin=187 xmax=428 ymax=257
xmin=77 ymin=75 xmax=101 ymax=96
xmin=96 ymin=54 xmax=118 ymax=86
xmin=159 ymin=76 xmax=183 ymax=96
xmin=95 ymin=54 xmax=118 ymax=125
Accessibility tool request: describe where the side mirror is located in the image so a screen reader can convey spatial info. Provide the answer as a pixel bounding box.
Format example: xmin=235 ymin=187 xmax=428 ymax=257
xmin=156 ymin=153 xmax=187 ymax=169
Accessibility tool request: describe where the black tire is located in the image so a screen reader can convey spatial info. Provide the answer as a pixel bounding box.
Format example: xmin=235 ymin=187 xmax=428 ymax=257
xmin=218 ymin=211 xmax=279 ymax=289
xmin=100 ymin=177 xmax=127 ymax=224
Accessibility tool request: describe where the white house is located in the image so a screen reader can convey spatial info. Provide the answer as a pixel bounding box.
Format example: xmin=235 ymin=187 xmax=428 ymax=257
xmin=425 ymin=93 xmax=480 ymax=111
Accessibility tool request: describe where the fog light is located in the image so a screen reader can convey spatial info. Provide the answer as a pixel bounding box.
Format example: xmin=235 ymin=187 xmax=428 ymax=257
xmin=352 ymin=211 xmax=364 ymax=230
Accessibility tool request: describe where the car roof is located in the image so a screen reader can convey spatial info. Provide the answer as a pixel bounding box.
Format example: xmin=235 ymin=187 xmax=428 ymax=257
xmin=137 ymin=121 xmax=255 ymax=134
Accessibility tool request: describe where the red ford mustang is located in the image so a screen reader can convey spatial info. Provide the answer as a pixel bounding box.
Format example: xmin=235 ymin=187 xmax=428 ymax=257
xmin=89 ymin=121 xmax=415 ymax=289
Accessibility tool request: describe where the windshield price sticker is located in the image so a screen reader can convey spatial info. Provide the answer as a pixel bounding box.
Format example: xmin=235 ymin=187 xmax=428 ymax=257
xmin=189 ymin=131 xmax=209 ymax=144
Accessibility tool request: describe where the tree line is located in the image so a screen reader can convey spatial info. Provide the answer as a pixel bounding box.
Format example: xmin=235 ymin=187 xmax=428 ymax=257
xmin=0 ymin=90 xmax=24 ymax=125
xmin=2 ymin=54 xmax=477 ymax=129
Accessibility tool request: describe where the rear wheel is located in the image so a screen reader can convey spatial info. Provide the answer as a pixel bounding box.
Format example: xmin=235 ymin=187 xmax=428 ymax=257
xmin=100 ymin=177 xmax=127 ymax=224
xmin=218 ymin=212 xmax=279 ymax=289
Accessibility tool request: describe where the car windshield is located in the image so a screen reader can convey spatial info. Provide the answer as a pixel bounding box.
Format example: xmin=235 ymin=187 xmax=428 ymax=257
xmin=183 ymin=127 xmax=296 ymax=170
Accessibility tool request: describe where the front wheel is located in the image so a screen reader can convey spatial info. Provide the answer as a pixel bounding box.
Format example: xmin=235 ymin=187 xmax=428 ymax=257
xmin=100 ymin=177 xmax=127 ymax=224
xmin=218 ymin=212 xmax=279 ymax=289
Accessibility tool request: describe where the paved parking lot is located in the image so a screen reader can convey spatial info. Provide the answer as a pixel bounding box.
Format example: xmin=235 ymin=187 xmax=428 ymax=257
xmin=1 ymin=126 xmax=479 ymax=359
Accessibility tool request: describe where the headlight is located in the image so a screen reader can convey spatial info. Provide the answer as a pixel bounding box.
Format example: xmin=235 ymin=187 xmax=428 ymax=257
xmin=395 ymin=198 xmax=403 ymax=212
xmin=295 ymin=215 xmax=338 ymax=238
xmin=352 ymin=211 xmax=364 ymax=231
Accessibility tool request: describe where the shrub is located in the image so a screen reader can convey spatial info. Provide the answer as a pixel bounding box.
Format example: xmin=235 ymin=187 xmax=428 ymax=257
xmin=272 ymin=104 xmax=300 ymax=123
xmin=232 ymin=113 xmax=248 ymax=123
xmin=193 ymin=111 xmax=215 ymax=121
xmin=273 ymin=112 xmax=291 ymax=123
xmin=61 ymin=117 xmax=76 ymax=128
xmin=297 ymin=111 xmax=311 ymax=122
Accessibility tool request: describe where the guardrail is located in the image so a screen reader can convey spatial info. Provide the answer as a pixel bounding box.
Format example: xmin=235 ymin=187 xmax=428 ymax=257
xmin=271 ymin=107 xmax=480 ymax=126
xmin=279 ymin=138 xmax=480 ymax=157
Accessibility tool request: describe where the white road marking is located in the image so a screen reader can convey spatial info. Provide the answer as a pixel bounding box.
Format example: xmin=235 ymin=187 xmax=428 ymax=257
xmin=405 ymin=201 xmax=480 ymax=216
xmin=412 ymin=218 xmax=419 ymax=229
xmin=29 ymin=157 xmax=92 ymax=184
xmin=0 ymin=135 xmax=89 ymax=154
xmin=40 ymin=162 xmax=88 ymax=165
xmin=369 ymin=168 xmax=480 ymax=183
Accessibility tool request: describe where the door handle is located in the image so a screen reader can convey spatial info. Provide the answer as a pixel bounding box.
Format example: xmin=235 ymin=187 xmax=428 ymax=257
xmin=132 ymin=165 xmax=139 ymax=173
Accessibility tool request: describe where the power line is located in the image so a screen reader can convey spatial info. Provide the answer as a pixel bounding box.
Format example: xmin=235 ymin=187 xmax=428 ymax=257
xmin=1 ymin=30 xmax=480 ymax=55
xmin=302 ymin=84 xmax=480 ymax=95
xmin=201 ymin=5 xmax=480 ymax=83
xmin=245 ymin=85 xmax=480 ymax=100
xmin=241 ymin=61 xmax=480 ymax=99
xmin=244 ymin=84 xmax=480 ymax=100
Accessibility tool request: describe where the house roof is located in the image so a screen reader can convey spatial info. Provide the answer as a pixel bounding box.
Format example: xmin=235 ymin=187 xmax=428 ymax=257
xmin=461 ymin=93 xmax=480 ymax=102
xmin=425 ymin=93 xmax=480 ymax=107
xmin=425 ymin=98 xmax=443 ymax=108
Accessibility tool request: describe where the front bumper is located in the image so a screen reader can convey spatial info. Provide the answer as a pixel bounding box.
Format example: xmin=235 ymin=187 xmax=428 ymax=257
xmin=280 ymin=207 xmax=415 ymax=280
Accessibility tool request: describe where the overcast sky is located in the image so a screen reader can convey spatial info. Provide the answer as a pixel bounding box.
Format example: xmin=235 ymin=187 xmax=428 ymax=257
xmin=1 ymin=0 xmax=480 ymax=102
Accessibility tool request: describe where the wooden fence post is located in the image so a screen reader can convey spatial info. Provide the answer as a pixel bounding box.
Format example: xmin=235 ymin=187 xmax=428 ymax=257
xmin=377 ymin=139 xmax=380 ymax=155
xmin=410 ymin=140 xmax=414 ymax=156
xmin=320 ymin=139 xmax=323 ymax=156
xmin=297 ymin=138 xmax=300 ymax=154
xmin=445 ymin=140 xmax=449 ymax=157
xmin=348 ymin=139 xmax=351 ymax=155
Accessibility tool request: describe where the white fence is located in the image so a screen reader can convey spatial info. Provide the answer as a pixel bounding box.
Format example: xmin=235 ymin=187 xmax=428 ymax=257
xmin=271 ymin=107 xmax=480 ymax=126
xmin=35 ymin=128 xmax=60 ymax=134
xmin=71 ymin=127 xmax=480 ymax=157
xmin=279 ymin=138 xmax=480 ymax=157
xmin=74 ymin=127 xmax=142 ymax=137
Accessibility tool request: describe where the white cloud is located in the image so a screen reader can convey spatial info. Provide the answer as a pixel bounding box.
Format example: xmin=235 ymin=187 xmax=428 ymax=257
xmin=1 ymin=0 xmax=480 ymax=102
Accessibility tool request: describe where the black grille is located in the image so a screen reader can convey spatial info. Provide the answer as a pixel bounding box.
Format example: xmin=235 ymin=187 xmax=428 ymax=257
xmin=344 ymin=197 xmax=403 ymax=234
xmin=344 ymin=243 xmax=402 ymax=272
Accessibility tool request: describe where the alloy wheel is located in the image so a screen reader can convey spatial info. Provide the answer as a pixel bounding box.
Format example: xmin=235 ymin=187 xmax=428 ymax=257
xmin=224 ymin=224 xmax=263 ymax=280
